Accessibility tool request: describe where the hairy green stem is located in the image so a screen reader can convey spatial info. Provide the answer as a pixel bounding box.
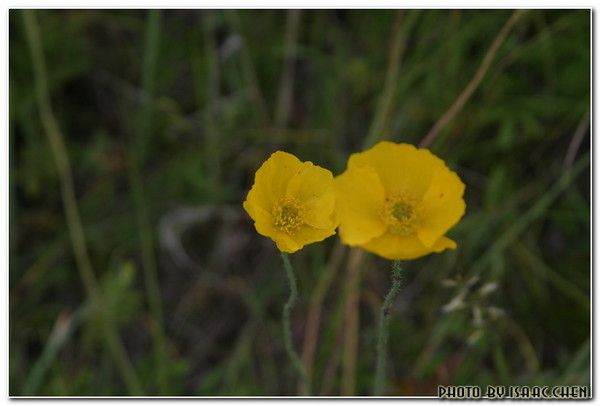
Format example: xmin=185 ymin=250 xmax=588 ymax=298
xmin=373 ymin=261 xmax=403 ymax=396
xmin=280 ymin=253 xmax=311 ymax=395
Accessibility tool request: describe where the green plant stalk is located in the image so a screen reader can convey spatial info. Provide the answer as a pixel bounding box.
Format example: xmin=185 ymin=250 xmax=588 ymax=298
xmin=23 ymin=304 xmax=91 ymax=395
xmin=129 ymin=9 xmax=168 ymax=394
xmin=373 ymin=261 xmax=403 ymax=396
xmin=225 ymin=10 xmax=271 ymax=127
xmin=469 ymin=152 xmax=590 ymax=276
xmin=363 ymin=10 xmax=420 ymax=149
xmin=21 ymin=9 xmax=143 ymax=395
xmin=275 ymin=9 xmax=302 ymax=128
xmin=280 ymin=253 xmax=311 ymax=395
xmin=202 ymin=11 xmax=222 ymax=199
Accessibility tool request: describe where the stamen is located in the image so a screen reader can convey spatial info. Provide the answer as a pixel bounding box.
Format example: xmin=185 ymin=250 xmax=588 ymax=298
xmin=273 ymin=198 xmax=305 ymax=234
xmin=380 ymin=193 xmax=422 ymax=236
xmin=392 ymin=201 xmax=413 ymax=222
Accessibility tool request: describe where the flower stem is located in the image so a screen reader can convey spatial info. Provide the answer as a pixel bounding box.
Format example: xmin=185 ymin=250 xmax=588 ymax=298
xmin=280 ymin=252 xmax=311 ymax=395
xmin=373 ymin=260 xmax=403 ymax=396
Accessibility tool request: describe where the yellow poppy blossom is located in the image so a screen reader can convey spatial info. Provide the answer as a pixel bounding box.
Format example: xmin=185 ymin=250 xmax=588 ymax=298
xmin=243 ymin=151 xmax=339 ymax=253
xmin=334 ymin=141 xmax=466 ymax=260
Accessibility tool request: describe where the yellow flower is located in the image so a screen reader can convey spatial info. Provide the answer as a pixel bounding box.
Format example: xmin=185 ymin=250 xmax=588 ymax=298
xmin=243 ymin=151 xmax=339 ymax=253
xmin=334 ymin=141 xmax=466 ymax=260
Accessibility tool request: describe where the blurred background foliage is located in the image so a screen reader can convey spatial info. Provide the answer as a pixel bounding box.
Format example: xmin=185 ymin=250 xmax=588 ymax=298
xmin=9 ymin=9 xmax=589 ymax=396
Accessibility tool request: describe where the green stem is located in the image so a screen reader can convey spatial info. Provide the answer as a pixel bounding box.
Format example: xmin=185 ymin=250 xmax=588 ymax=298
xmin=280 ymin=253 xmax=311 ymax=395
xmin=130 ymin=9 xmax=168 ymax=394
xmin=363 ymin=10 xmax=420 ymax=149
xmin=373 ymin=261 xmax=403 ymax=396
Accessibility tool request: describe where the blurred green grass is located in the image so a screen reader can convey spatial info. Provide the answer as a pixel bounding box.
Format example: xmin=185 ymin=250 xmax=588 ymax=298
xmin=9 ymin=9 xmax=590 ymax=396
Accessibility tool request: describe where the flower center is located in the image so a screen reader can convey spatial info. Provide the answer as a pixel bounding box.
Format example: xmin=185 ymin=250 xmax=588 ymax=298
xmin=380 ymin=193 xmax=422 ymax=236
xmin=273 ymin=198 xmax=305 ymax=234
xmin=392 ymin=201 xmax=413 ymax=222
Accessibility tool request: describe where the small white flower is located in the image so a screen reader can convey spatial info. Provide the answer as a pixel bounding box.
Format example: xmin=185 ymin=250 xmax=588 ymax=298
xmin=465 ymin=275 xmax=480 ymax=287
xmin=472 ymin=306 xmax=483 ymax=327
xmin=487 ymin=306 xmax=506 ymax=320
xmin=441 ymin=278 xmax=458 ymax=288
xmin=467 ymin=329 xmax=483 ymax=346
xmin=442 ymin=292 xmax=467 ymax=313
xmin=479 ymin=282 xmax=498 ymax=297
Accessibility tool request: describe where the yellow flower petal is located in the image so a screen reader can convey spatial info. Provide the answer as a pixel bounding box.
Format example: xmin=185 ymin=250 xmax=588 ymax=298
xmin=334 ymin=165 xmax=387 ymax=245
xmin=285 ymin=162 xmax=338 ymax=229
xmin=245 ymin=199 xmax=335 ymax=253
xmin=348 ymin=142 xmax=446 ymax=198
xmin=275 ymin=234 xmax=305 ymax=253
xmin=361 ymin=233 xmax=456 ymax=260
xmin=417 ymin=168 xmax=466 ymax=248
xmin=334 ymin=141 xmax=466 ymax=260
xmin=290 ymin=224 xmax=337 ymax=250
xmin=243 ymin=150 xmax=338 ymax=253
xmin=250 ymin=150 xmax=304 ymax=210
xmin=303 ymin=191 xmax=337 ymax=229
xmin=244 ymin=200 xmax=303 ymax=253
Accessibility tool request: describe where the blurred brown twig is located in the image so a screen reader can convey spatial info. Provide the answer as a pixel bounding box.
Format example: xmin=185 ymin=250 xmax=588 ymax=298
xmin=298 ymin=242 xmax=346 ymax=394
xmin=420 ymin=10 xmax=525 ymax=149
